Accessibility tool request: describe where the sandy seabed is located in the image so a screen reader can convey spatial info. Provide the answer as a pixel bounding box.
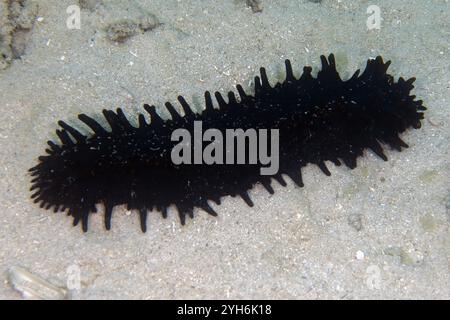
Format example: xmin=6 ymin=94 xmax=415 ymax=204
xmin=0 ymin=0 xmax=448 ymax=299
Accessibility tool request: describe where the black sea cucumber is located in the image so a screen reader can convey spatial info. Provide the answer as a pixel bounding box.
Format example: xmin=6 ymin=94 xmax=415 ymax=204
xmin=29 ymin=54 xmax=426 ymax=232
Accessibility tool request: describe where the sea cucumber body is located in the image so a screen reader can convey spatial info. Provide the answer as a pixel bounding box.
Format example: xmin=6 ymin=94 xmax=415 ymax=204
xmin=29 ymin=54 xmax=426 ymax=232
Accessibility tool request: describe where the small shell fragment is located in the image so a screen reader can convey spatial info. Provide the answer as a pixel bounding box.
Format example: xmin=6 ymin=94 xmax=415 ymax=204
xmin=8 ymin=266 xmax=68 ymax=300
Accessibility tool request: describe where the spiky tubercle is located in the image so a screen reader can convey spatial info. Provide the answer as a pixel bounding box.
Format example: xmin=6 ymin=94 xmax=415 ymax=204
xmin=29 ymin=54 xmax=426 ymax=232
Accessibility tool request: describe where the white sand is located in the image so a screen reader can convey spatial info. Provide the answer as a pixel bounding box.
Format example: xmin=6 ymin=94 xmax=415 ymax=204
xmin=0 ymin=0 xmax=448 ymax=299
